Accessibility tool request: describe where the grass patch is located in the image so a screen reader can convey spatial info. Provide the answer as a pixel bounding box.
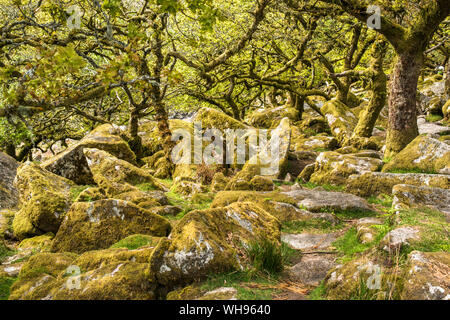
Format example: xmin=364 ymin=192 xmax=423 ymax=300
xmin=110 ymin=234 xmax=158 ymax=250
xmin=397 ymin=208 xmax=450 ymax=253
xmin=333 ymin=225 xmax=391 ymax=263
xmin=282 ymin=219 xmax=343 ymax=234
xmin=298 ymin=181 xmax=345 ymax=192
xmin=246 ymin=238 xmax=284 ymax=274
xmin=308 ymin=281 xmax=327 ymax=300
xmin=70 ymin=185 xmax=92 ymax=201
xmin=322 ymin=208 xmax=378 ymax=220
xmin=0 ymin=276 xmax=17 ymax=300
xmin=367 ymin=194 xmax=393 ymax=209
xmin=136 ymin=183 xmax=157 ymax=192
xmin=349 ymin=277 xmax=379 ymax=300
xmin=0 ymin=241 xmax=14 ymax=264
xmin=166 ymin=190 xmax=212 ymax=220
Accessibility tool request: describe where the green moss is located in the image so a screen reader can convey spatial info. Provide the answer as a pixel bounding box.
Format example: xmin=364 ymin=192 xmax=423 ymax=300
xmin=299 ymin=181 xmax=345 ymax=192
xmin=13 ymin=162 xmax=75 ymax=239
xmin=18 ymin=233 xmax=54 ymax=252
xmin=70 ymin=185 xmax=92 ymax=202
xmin=425 ymin=114 xmax=443 ymax=122
xmin=385 ymin=168 xmax=438 ymax=174
xmin=110 ymin=234 xmax=161 ymax=250
xmin=0 ymin=276 xmax=17 ymax=300
xmin=136 ymin=183 xmax=157 ymax=192
xmin=166 ymin=190 xmax=212 ymax=220
xmin=0 ymin=240 xmax=13 ymax=263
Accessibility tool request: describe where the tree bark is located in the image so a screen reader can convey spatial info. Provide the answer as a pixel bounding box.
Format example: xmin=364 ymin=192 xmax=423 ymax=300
xmin=445 ymin=58 xmax=450 ymax=99
xmin=385 ymin=51 xmax=422 ymax=158
xmin=128 ymin=108 xmax=143 ymax=158
xmin=352 ymin=40 xmax=387 ymax=138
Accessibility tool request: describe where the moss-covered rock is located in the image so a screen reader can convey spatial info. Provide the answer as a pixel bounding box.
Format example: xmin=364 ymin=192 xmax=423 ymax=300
xmin=139 ymin=119 xmax=193 ymax=157
xmin=171 ymin=180 xmax=207 ymax=197
xmin=83 ymin=148 xmax=165 ymax=196
xmin=323 ymin=251 xmax=400 ymax=300
xmin=9 ymin=252 xmax=77 ymax=300
xmin=392 ymin=184 xmax=450 ymax=216
xmin=194 ymin=107 xmax=248 ymax=130
xmin=379 ymin=227 xmax=421 ymax=254
xmin=42 ymin=124 xmax=136 ymax=185
xmin=109 ymin=234 xmax=162 ymax=250
xmin=309 ymin=151 xmax=383 ymax=186
xmin=321 ymin=100 xmax=357 ymax=145
xmin=173 ymin=164 xmax=198 ymax=182
xmin=382 ymin=135 xmax=450 ymax=174
xmin=249 ymin=175 xmax=275 ymax=191
xmin=9 ymin=249 xmax=156 ymax=300
xmin=75 ymin=187 xmax=106 ymax=202
xmin=72 ymin=247 xmax=156 ymax=271
xmin=18 ymin=233 xmax=54 ymax=252
xmin=246 ymin=106 xmax=298 ymax=129
xmin=226 ymin=118 xmax=291 ymax=189
xmin=211 ymin=190 xmax=337 ymax=224
xmin=12 ymin=162 xmax=75 ymax=240
xmin=400 ymin=251 xmax=450 ymax=300
xmin=356 ymin=218 xmax=384 ymax=244
xmin=346 ymin=172 xmax=450 ymax=197
xmin=290 ymin=130 xmax=338 ymax=152
xmin=0 ymin=209 xmax=15 ymax=240
xmin=51 ymin=199 xmax=171 ymax=253
xmin=443 ymin=99 xmax=450 ymax=120
xmin=0 ymin=151 xmax=18 ymax=210
xmin=147 ymin=202 xmax=280 ymax=290
xmin=282 ymin=188 xmax=374 ymax=213
xmin=211 ymin=172 xmax=229 ymax=192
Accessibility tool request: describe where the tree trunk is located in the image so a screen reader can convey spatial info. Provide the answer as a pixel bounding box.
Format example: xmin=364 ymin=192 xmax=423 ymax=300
xmin=352 ymin=40 xmax=387 ymax=138
xmin=385 ymin=51 xmax=422 ymax=159
xmin=128 ymin=109 xmax=143 ymax=158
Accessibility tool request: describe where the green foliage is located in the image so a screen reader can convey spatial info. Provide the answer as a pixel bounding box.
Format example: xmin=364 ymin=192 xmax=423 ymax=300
xmin=246 ymin=238 xmax=284 ymax=275
xmin=70 ymin=185 xmax=91 ymax=202
xmin=333 ymin=225 xmax=390 ymax=263
xmin=0 ymin=118 xmax=31 ymax=152
xmin=367 ymin=194 xmax=393 ymax=208
xmin=0 ymin=276 xmax=17 ymax=300
xmin=110 ymin=234 xmax=157 ymax=250
xmin=397 ymin=208 xmax=450 ymax=253
xmin=425 ymin=114 xmax=443 ymax=122
xmin=308 ymin=281 xmax=327 ymax=300
xmin=349 ymin=277 xmax=379 ymax=300
xmin=0 ymin=241 xmax=13 ymax=264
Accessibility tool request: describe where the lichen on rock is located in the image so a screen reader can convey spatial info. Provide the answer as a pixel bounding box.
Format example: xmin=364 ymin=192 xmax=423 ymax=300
xmin=51 ymin=199 xmax=171 ymax=253
xmin=12 ymin=162 xmax=75 ymax=240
